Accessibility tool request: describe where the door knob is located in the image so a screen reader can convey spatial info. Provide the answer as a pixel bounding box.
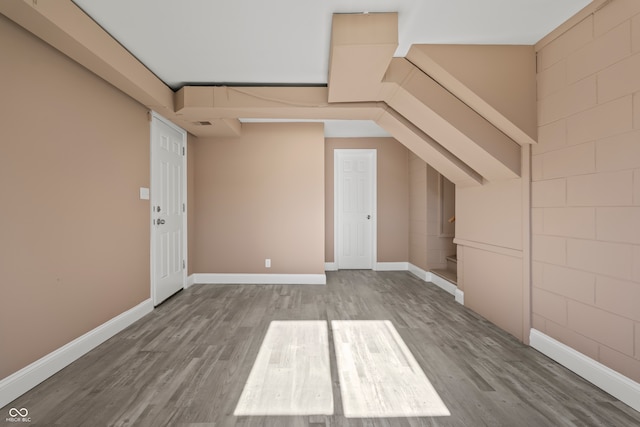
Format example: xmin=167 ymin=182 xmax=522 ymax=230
xmin=158 ymin=219 xmax=165 ymax=225
xmin=367 ymin=215 xmax=371 ymax=219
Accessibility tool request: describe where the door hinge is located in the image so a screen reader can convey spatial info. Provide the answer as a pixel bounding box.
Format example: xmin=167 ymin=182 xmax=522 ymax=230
xmin=182 ymin=146 xmax=185 ymax=156
xmin=183 ymin=203 xmax=185 ymax=212
xmin=182 ymin=260 xmax=186 ymax=269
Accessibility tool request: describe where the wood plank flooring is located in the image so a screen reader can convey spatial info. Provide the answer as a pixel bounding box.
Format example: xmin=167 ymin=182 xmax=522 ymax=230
xmin=234 ymin=321 xmax=333 ymax=416
xmin=3 ymin=270 xmax=640 ymax=426
xmin=332 ymin=320 xmax=449 ymax=418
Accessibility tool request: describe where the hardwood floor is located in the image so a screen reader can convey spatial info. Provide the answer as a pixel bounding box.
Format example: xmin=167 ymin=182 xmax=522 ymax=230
xmin=3 ymin=271 xmax=639 ymax=426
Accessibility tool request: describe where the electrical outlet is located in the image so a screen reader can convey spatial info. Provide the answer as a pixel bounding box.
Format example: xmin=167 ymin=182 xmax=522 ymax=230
xmin=265 ymin=258 xmax=271 ymax=268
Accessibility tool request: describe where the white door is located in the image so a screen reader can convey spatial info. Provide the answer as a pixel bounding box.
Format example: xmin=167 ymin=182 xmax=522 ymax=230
xmin=151 ymin=112 xmax=186 ymax=306
xmin=335 ymin=149 xmax=376 ymax=269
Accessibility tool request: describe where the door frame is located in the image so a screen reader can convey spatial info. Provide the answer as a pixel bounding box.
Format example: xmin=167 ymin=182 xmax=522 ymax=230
xmin=150 ymin=111 xmax=187 ymax=305
xmin=334 ymin=149 xmax=377 ymax=270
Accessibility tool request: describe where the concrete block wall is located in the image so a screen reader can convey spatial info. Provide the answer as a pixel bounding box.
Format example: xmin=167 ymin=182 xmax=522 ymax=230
xmin=533 ymin=0 xmax=640 ymax=382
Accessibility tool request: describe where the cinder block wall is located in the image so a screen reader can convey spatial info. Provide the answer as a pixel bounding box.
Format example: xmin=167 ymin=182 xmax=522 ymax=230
xmin=532 ymin=0 xmax=640 ymax=382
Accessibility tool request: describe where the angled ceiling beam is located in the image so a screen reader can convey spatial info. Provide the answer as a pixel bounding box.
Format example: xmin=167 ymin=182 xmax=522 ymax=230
xmin=407 ymin=44 xmax=537 ymax=146
xmin=376 ymin=107 xmax=483 ymax=187
xmin=175 ymin=86 xmax=384 ymax=121
xmin=327 ymin=12 xmax=397 ymax=102
xmin=382 ymin=58 xmax=521 ymax=181
xmin=0 ymin=0 xmax=173 ymax=111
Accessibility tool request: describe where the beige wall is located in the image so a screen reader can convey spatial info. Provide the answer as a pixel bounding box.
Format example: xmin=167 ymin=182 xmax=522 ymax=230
xmin=533 ymin=0 xmax=640 ymax=382
xmin=193 ymin=123 xmax=325 ymax=274
xmin=455 ymin=165 xmax=529 ymax=340
xmin=408 ymin=154 xmax=455 ymax=271
xmin=0 ymin=16 xmax=150 ymax=379
xmin=325 ymin=138 xmax=409 ymax=264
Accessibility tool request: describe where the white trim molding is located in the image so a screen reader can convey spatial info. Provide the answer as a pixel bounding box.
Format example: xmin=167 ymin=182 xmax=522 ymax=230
xmin=455 ymin=289 xmax=465 ymax=305
xmin=0 ymin=299 xmax=153 ymax=409
xmin=324 ymin=262 xmax=338 ymax=271
xmin=374 ymin=262 xmax=409 ymax=271
xmin=192 ymin=273 xmax=327 ymax=285
xmin=530 ymin=329 xmax=640 ymax=412
xmin=428 ymin=272 xmax=457 ymax=296
xmin=408 ymin=263 xmax=431 ymax=282
xmin=185 ymin=274 xmax=196 ymax=289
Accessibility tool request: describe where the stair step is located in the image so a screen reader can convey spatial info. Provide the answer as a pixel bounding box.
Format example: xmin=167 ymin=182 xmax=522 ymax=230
xmin=430 ymin=268 xmax=457 ymax=285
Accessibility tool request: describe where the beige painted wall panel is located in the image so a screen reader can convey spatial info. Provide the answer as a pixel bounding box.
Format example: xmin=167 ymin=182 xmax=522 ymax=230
xmin=531 ymin=156 xmax=543 ymax=181
xmin=636 ymin=324 xmax=640 ymax=359
xmin=324 ymin=138 xmax=409 ymax=264
xmin=408 ymin=154 xmax=428 ymax=270
xmin=635 ymin=170 xmax=640 ymax=205
xmin=568 ymin=301 xmax=635 ymax=356
xmin=532 ymin=235 xmax=567 ymax=265
xmin=597 ymin=54 xmax=640 ymax=104
xmin=0 ymin=16 xmax=150 ymax=379
xmin=545 ymin=320 xmax=599 ymax=361
xmin=634 ymin=93 xmax=640 ymax=130
xmin=567 ymin=170 xmax=634 ymax=206
xmin=542 ymin=207 xmax=596 ymax=239
xmin=537 ymin=59 xmax=566 ymax=100
xmin=566 ymin=239 xmax=634 ymax=281
xmin=634 ymin=246 xmax=640 ymax=282
xmin=538 ymin=264 xmax=596 ymax=304
xmin=532 ymin=288 xmax=567 ymax=326
xmin=598 ymin=345 xmax=640 ymax=383
xmin=532 ymin=179 xmax=567 ymax=208
xmin=193 ymin=123 xmax=324 ymax=274
xmin=594 ymin=0 xmax=640 ymax=37
xmin=596 ymin=207 xmax=640 ymax=244
xmin=534 ymin=120 xmax=567 ymax=155
xmin=531 ymin=208 xmax=544 ymax=235
xmin=566 ymin=94 xmax=631 ymax=146
xmin=538 ymin=76 xmax=596 ymax=125
xmin=456 ymin=178 xmax=522 ymax=250
xmin=595 ymin=130 xmax=640 ymax=172
xmin=463 ymin=247 xmax=523 ymax=340
xmin=595 ymin=276 xmax=640 ymax=321
xmin=540 ymin=142 xmax=595 ymax=180
xmin=634 ymin=14 xmax=640 ymax=53
xmin=566 ymin=20 xmax=631 ymax=84
xmin=537 ymin=15 xmax=593 ymax=71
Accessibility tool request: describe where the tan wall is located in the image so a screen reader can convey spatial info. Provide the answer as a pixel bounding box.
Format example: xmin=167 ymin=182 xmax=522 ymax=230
xmin=408 ymin=154 xmax=455 ymax=271
xmin=193 ymin=123 xmax=325 ymax=274
xmin=533 ymin=0 xmax=640 ymax=382
xmin=325 ymin=138 xmax=409 ymax=264
xmin=0 ymin=16 xmax=150 ymax=379
xmin=455 ymin=142 xmax=528 ymax=342
xmin=409 ymin=153 xmax=428 ymax=269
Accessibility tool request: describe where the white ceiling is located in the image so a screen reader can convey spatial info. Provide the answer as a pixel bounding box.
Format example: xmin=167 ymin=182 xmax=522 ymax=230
xmin=73 ymin=0 xmax=590 ymax=90
xmin=71 ymin=0 xmax=589 ymax=138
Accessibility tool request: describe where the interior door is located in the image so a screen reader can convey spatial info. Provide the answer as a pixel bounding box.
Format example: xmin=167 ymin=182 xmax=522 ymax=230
xmin=151 ymin=113 xmax=186 ymax=306
xmin=335 ymin=149 xmax=376 ymax=269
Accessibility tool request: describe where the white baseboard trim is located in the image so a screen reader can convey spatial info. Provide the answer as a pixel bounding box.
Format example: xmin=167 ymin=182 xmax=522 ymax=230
xmin=455 ymin=289 xmax=465 ymax=305
xmin=408 ymin=263 xmax=431 ymax=282
xmin=193 ymin=273 xmax=327 ymax=285
xmin=185 ymin=274 xmax=196 ymax=289
xmin=530 ymin=329 xmax=640 ymax=412
xmin=0 ymin=298 xmax=153 ymax=409
xmin=324 ymin=262 xmax=337 ymax=271
xmin=429 ymin=272 xmax=457 ymax=296
xmin=374 ymin=262 xmax=409 ymax=271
